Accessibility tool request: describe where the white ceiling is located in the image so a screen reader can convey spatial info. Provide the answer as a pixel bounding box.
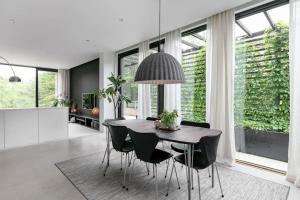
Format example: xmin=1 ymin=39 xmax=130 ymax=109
xmin=0 ymin=0 xmax=251 ymax=69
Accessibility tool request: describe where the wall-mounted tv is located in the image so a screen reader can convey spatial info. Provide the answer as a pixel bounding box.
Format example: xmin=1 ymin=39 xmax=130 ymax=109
xmin=82 ymin=93 xmax=95 ymax=110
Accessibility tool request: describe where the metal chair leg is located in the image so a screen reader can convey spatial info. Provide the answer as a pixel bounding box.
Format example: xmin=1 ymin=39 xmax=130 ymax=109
xmin=127 ymin=158 xmax=136 ymax=190
xmin=99 ymin=145 xmax=107 ymax=168
xmin=166 ymin=161 xmax=174 ymax=196
xmin=146 ymin=163 xmax=150 ymax=175
xmin=208 ymin=168 xmax=211 ymax=177
xmin=155 ymin=164 xmax=158 ymax=200
xmin=153 ymin=164 xmax=155 ymax=178
xmin=164 ymin=159 xmax=170 ymax=178
xmin=215 ymin=164 xmax=224 ymax=198
xmin=120 ymin=153 xmax=123 ymax=171
xmin=197 ymin=170 xmax=201 ymax=200
xmin=172 ymin=158 xmax=181 ymax=190
xmin=122 ymin=153 xmax=128 ymax=189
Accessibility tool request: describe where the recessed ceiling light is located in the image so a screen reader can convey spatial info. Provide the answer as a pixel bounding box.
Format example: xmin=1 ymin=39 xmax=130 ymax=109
xmin=118 ymin=18 xmax=124 ymax=22
xmin=9 ymin=19 xmax=15 ymax=24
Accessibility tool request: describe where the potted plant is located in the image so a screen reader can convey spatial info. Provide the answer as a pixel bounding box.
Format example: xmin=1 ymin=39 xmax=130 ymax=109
xmin=159 ymin=110 xmax=179 ymax=130
xmin=95 ymin=73 xmax=131 ymax=119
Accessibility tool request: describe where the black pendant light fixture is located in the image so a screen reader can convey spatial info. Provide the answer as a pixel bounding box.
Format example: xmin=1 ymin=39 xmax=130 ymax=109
xmin=0 ymin=56 xmax=21 ymax=82
xmin=134 ymin=0 xmax=185 ymax=84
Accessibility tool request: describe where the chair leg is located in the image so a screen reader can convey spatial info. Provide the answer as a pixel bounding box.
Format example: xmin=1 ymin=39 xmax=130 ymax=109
xmin=146 ymin=163 xmax=150 ymax=175
xmin=215 ymin=164 xmax=224 ymax=198
xmin=165 ymin=161 xmax=174 ymax=196
xmin=120 ymin=153 xmax=123 ymax=171
xmin=153 ymin=164 xmax=155 ymax=178
xmin=197 ymin=170 xmax=201 ymax=200
xmin=127 ymin=158 xmax=136 ymax=190
xmin=122 ymin=153 xmax=128 ymax=189
xmin=207 ymin=168 xmax=211 ymax=177
xmin=99 ymin=145 xmax=107 ymax=168
xmin=172 ymin=158 xmax=180 ymax=190
xmin=155 ymin=164 xmax=158 ymax=200
xmin=164 ymin=159 xmax=170 ymax=178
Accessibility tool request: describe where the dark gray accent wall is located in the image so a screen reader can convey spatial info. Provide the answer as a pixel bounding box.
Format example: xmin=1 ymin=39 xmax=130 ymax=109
xmin=70 ymin=58 xmax=99 ymax=116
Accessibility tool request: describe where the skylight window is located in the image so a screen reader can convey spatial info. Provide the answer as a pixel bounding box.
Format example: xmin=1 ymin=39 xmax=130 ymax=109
xmin=239 ymin=13 xmax=270 ymax=34
xmin=268 ymin=4 xmax=289 ymax=24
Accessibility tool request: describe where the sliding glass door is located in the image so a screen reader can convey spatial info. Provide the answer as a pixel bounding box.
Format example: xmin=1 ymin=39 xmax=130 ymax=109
xmin=234 ymin=2 xmax=290 ymax=162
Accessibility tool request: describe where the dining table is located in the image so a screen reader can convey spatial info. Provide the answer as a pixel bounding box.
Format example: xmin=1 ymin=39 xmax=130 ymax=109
xmin=102 ymin=119 xmax=222 ymax=200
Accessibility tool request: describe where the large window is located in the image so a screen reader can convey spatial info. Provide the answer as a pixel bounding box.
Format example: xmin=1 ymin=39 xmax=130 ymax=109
xmin=234 ymin=2 xmax=290 ymax=162
xmin=181 ymin=27 xmax=207 ymax=122
xmin=119 ymin=50 xmax=139 ymax=119
xmin=119 ymin=42 xmax=164 ymax=119
xmin=38 ymin=70 xmax=57 ymax=107
xmin=0 ymin=64 xmax=58 ymax=109
xmin=0 ymin=64 xmax=36 ymax=108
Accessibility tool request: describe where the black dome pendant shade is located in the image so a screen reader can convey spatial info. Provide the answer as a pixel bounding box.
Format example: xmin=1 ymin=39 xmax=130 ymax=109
xmin=134 ymin=52 xmax=185 ymax=84
xmin=134 ymin=0 xmax=185 ymax=85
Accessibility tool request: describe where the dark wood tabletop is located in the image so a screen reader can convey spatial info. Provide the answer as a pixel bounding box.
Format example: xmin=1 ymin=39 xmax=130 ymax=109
xmin=106 ymin=119 xmax=222 ymax=144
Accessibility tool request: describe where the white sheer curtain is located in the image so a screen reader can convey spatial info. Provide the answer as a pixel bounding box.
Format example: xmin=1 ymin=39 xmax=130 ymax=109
xmin=164 ymin=29 xmax=182 ymax=119
xmin=206 ymin=10 xmax=236 ymax=165
xmin=137 ymin=41 xmax=152 ymax=119
xmin=57 ymin=69 xmax=70 ymax=100
xmin=287 ymin=0 xmax=300 ymax=188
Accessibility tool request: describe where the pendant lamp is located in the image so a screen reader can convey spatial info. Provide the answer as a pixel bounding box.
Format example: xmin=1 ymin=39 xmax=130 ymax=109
xmin=134 ymin=0 xmax=185 ymax=84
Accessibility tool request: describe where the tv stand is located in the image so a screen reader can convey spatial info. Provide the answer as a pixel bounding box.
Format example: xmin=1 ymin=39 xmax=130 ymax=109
xmin=69 ymin=113 xmax=99 ymax=130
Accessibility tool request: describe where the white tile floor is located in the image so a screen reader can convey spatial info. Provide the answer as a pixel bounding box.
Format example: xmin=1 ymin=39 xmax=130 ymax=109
xmin=68 ymin=123 xmax=100 ymax=138
xmin=0 ymin=130 xmax=299 ymax=200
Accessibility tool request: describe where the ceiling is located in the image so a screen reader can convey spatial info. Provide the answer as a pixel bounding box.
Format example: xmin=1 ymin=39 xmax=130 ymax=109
xmin=0 ymin=0 xmax=252 ymax=69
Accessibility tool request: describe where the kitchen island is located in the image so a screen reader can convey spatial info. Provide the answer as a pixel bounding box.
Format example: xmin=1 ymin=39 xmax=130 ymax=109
xmin=0 ymin=107 xmax=69 ymax=150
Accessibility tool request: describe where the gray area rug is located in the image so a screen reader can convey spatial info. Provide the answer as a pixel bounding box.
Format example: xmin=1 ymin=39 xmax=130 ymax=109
xmin=56 ymin=152 xmax=289 ymax=200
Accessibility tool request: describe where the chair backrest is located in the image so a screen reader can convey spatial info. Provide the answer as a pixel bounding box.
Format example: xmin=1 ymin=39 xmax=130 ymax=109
xmin=128 ymin=129 xmax=159 ymax=162
xmin=108 ymin=124 xmax=128 ymax=152
xmin=198 ymin=133 xmax=221 ymax=166
xmin=180 ymin=120 xmax=210 ymax=128
xmin=146 ymin=117 xmax=160 ymax=121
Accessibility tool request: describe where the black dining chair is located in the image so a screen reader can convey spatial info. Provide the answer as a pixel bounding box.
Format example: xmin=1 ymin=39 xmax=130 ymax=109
xmin=170 ymin=121 xmax=210 ymax=154
xmin=166 ymin=133 xmax=224 ymax=199
xmin=100 ymin=117 xmax=127 ymax=170
xmin=127 ymin=129 xmax=180 ymax=199
xmin=165 ymin=121 xmax=211 ymax=184
xmin=108 ymin=124 xmax=134 ymax=189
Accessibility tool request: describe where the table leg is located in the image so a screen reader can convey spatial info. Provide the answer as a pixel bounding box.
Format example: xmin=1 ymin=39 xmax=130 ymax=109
xmin=186 ymin=144 xmax=192 ymax=200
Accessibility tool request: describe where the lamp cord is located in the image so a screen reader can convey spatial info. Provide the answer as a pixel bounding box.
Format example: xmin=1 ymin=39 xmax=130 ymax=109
xmin=0 ymin=56 xmax=16 ymax=76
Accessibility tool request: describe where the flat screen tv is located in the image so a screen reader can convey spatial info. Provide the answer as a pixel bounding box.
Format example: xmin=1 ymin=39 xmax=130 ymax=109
xmin=82 ymin=93 xmax=95 ymax=110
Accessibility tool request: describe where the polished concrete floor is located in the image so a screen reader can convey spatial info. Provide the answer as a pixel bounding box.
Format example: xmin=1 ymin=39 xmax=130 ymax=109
xmin=0 ymin=131 xmax=299 ymax=200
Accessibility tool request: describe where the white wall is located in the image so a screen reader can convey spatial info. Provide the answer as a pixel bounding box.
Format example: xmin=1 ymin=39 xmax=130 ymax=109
xmin=99 ymin=52 xmax=117 ymax=131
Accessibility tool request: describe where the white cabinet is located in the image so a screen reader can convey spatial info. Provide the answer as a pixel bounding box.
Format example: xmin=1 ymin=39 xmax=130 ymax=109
xmin=0 ymin=107 xmax=68 ymax=150
xmin=39 ymin=108 xmax=68 ymax=143
xmin=4 ymin=109 xmax=39 ymax=148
